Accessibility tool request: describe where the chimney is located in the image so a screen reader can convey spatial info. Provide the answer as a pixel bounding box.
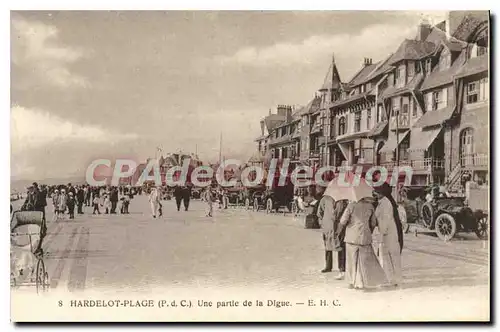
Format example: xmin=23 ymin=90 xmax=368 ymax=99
xmin=417 ymin=21 xmax=432 ymax=41
xmin=277 ymin=104 xmax=287 ymax=116
xmin=269 ymin=108 xmax=271 ymax=115
xmin=260 ymin=120 xmax=265 ymax=136
xmin=286 ymin=106 xmax=293 ymax=122
xmin=364 ymin=58 xmax=373 ymax=66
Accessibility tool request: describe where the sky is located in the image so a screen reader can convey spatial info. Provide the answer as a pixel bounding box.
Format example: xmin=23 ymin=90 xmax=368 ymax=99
xmin=11 ymin=10 xmax=448 ymax=180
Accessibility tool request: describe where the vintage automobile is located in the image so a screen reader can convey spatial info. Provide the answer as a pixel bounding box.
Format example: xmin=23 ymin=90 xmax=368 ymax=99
xmin=258 ymin=180 xmax=295 ymax=214
xmin=401 ymin=189 xmax=488 ymax=241
xmin=224 ymin=183 xmax=246 ymax=208
xmin=241 ymin=184 xmax=266 ymax=210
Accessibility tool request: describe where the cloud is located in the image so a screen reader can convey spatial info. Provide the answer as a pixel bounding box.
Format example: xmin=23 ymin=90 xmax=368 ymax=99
xmin=213 ymin=12 xmax=447 ymax=68
xmin=11 ymin=105 xmax=138 ymax=151
xmin=11 ymin=16 xmax=89 ymax=88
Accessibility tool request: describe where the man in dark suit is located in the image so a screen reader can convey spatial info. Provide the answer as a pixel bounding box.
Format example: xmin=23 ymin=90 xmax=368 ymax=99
xmin=110 ymin=187 xmax=119 ymax=214
xmin=173 ymin=185 xmax=183 ymax=211
xmin=182 ymin=185 xmax=192 ymax=211
xmin=76 ymin=186 xmax=85 ymax=214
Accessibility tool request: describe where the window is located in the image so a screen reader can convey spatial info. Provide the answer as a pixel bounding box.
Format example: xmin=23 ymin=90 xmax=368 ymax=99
xmin=407 ymin=62 xmax=415 ymax=78
xmin=467 ymin=82 xmax=478 ymax=104
xmin=480 ymin=77 xmax=489 ymax=100
xmin=477 ymin=46 xmax=487 ymax=57
xmin=367 ymin=108 xmax=372 ymax=129
xmin=354 ymin=112 xmax=361 ymax=132
xmin=426 ymin=59 xmax=432 ymax=73
xmin=401 ymin=104 xmax=409 ymax=126
xmin=360 ymin=85 xmax=365 ymax=93
xmin=329 ymin=114 xmax=335 ymax=138
xmin=388 ymin=74 xmax=394 ymax=87
xmin=439 ymin=50 xmax=450 ymax=71
xmin=415 ymin=61 xmax=421 ymax=73
xmin=460 ymin=128 xmax=474 ymax=166
xmin=338 ymin=116 xmax=346 ymax=136
xmin=399 ymin=140 xmax=410 ymax=161
xmin=432 ymin=91 xmax=440 ymax=110
xmin=412 ymin=98 xmax=418 ymax=117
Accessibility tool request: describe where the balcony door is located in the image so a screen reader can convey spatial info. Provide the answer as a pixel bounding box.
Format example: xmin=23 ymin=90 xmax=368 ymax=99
xmin=460 ymin=128 xmax=474 ymax=166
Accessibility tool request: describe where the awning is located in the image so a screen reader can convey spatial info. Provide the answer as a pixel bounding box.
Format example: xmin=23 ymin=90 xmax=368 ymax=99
xmin=413 ymin=106 xmax=455 ymax=128
xmin=367 ymin=121 xmax=388 ymax=138
xmin=379 ymin=130 xmax=410 ymax=153
xmin=337 ymin=142 xmax=349 ymax=160
xmin=408 ymin=127 xmax=442 ymax=152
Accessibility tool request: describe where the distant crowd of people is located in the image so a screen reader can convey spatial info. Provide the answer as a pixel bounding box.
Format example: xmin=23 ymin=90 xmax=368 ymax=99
xmin=16 ymin=183 xmax=142 ymax=221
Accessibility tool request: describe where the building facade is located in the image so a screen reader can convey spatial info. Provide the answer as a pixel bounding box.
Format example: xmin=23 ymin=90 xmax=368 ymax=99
xmin=251 ymin=11 xmax=489 ymax=193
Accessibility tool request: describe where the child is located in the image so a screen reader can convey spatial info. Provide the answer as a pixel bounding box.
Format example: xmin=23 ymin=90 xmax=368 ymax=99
xmin=103 ymin=195 xmax=110 ymax=214
xmin=123 ymin=195 xmax=130 ymax=214
xmin=92 ymin=195 xmax=101 ymax=215
xmin=67 ymin=192 xmax=76 ymax=219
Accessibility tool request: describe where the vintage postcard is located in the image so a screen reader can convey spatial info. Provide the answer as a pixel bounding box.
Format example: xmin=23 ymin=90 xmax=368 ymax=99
xmin=10 ymin=10 xmax=490 ymax=322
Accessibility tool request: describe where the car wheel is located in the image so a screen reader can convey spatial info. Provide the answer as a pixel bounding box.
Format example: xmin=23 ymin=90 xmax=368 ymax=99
xmin=421 ymin=202 xmax=434 ymax=228
xmin=475 ymin=215 xmax=488 ymax=240
xmin=435 ymin=213 xmax=457 ymax=241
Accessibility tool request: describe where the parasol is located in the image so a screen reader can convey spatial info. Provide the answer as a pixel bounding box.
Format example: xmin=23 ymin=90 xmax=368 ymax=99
xmin=324 ymin=178 xmax=374 ymax=202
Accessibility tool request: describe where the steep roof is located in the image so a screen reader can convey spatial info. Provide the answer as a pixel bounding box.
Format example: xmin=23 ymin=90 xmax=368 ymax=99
xmin=455 ymin=53 xmax=488 ymax=79
xmin=420 ymin=50 xmax=467 ymax=91
xmin=307 ymin=96 xmax=322 ymax=114
xmin=330 ymin=90 xmax=375 ymax=109
xmin=320 ymin=58 xmax=342 ymax=91
xmin=361 ymin=53 xmax=394 ymax=83
xmin=263 ymin=113 xmax=286 ymax=131
xmin=389 ymin=39 xmax=436 ymax=65
xmin=425 ymin=26 xmax=467 ymax=53
xmin=380 ymin=73 xmax=424 ymax=99
xmin=348 ymin=62 xmax=378 ymax=87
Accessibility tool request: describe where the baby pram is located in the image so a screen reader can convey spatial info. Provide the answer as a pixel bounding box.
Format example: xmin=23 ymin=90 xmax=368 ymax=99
xmin=10 ymin=210 xmax=49 ymax=293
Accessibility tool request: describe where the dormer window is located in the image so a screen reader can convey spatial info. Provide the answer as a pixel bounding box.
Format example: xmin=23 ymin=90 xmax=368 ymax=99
xmin=425 ymin=59 xmax=432 ymax=73
xmin=415 ymin=61 xmax=421 ymax=73
xmin=439 ymin=49 xmax=451 ymax=71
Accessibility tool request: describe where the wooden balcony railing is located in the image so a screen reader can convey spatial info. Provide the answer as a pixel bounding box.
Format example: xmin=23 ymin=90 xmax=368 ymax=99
xmin=461 ymin=153 xmax=488 ymax=167
xmin=411 ymin=158 xmax=445 ymax=171
xmin=310 ymin=150 xmax=320 ymax=159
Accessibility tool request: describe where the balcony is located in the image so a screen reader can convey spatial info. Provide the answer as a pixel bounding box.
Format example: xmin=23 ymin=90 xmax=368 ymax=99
xmin=390 ymin=115 xmax=410 ymax=129
xmin=461 ymin=153 xmax=488 ymax=168
xmin=380 ymin=160 xmax=411 ymax=172
xmin=309 ymin=149 xmax=320 ymax=159
xmin=411 ymin=158 xmax=445 ymax=172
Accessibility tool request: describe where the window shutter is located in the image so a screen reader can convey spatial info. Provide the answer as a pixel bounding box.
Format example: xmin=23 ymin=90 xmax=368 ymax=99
xmin=426 ymin=93 xmax=433 ymax=111
xmin=441 ymin=87 xmax=448 ymax=108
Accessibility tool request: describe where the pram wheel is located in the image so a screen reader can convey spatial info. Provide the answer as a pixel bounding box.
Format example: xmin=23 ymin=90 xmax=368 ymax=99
xmin=36 ymin=259 xmax=48 ymax=294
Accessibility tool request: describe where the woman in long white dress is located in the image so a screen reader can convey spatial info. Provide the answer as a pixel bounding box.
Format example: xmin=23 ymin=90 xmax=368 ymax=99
xmin=373 ymin=182 xmax=404 ymax=287
xmin=149 ymin=187 xmax=160 ymax=218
